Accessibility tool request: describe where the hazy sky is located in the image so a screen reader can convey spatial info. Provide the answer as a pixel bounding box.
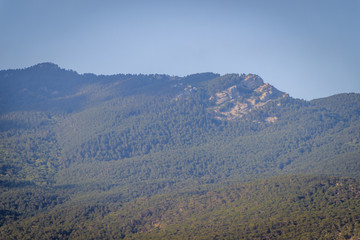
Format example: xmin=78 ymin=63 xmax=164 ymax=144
xmin=1 ymin=0 xmax=359 ymax=100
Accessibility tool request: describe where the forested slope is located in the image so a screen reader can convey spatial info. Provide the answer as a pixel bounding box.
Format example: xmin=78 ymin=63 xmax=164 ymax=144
xmin=1 ymin=175 xmax=360 ymax=239
xmin=0 ymin=63 xmax=360 ymax=239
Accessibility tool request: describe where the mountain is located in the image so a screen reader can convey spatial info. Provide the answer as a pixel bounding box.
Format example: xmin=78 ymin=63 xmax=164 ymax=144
xmin=0 ymin=63 xmax=359 ymax=239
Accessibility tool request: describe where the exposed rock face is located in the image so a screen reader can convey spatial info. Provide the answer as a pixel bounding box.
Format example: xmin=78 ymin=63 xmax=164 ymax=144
xmin=174 ymin=84 xmax=198 ymax=100
xmin=209 ymin=74 xmax=288 ymax=121
xmin=214 ymin=85 xmax=240 ymax=105
xmin=241 ymin=74 xmax=264 ymax=89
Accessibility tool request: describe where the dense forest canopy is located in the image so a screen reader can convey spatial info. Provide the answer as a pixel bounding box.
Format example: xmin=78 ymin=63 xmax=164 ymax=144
xmin=0 ymin=63 xmax=359 ymax=239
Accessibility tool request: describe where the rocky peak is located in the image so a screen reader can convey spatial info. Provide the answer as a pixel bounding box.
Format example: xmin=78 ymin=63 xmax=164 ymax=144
xmin=254 ymin=83 xmax=285 ymax=101
xmin=240 ymin=74 xmax=264 ymax=90
xmin=208 ymin=74 xmax=288 ymax=121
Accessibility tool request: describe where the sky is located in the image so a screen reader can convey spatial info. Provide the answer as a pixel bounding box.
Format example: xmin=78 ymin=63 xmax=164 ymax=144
xmin=0 ymin=0 xmax=359 ymax=100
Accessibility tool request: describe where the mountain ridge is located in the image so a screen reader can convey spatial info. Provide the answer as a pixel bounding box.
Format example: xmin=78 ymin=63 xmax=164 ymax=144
xmin=0 ymin=63 xmax=360 ymax=239
xmin=1 ymin=63 xmax=289 ymax=116
xmin=1 ymin=63 xmax=359 ymax=184
xmin=3 ymin=62 xmax=355 ymax=106
xmin=2 ymin=62 xmax=358 ymax=100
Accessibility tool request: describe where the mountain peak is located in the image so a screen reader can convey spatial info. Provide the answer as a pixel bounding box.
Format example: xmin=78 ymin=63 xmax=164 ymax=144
xmin=209 ymin=74 xmax=288 ymax=121
xmin=29 ymin=62 xmax=61 ymax=71
xmin=241 ymin=74 xmax=264 ymax=90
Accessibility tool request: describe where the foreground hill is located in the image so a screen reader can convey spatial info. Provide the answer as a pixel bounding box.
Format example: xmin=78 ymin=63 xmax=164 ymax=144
xmin=0 ymin=63 xmax=360 ymax=238
xmin=1 ymin=175 xmax=360 ymax=239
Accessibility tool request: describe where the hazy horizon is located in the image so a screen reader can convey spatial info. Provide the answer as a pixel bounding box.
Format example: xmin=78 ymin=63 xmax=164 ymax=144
xmin=1 ymin=0 xmax=359 ymax=100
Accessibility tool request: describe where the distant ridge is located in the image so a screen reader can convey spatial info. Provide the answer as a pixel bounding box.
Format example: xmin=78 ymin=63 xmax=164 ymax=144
xmin=30 ymin=62 xmax=60 ymax=69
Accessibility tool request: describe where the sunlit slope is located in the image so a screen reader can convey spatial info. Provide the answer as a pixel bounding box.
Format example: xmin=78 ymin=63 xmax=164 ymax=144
xmin=1 ymin=175 xmax=359 ymax=239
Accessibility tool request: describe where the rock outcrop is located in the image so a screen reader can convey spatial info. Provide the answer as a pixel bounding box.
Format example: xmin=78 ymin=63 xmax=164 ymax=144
xmin=209 ymin=74 xmax=288 ymax=121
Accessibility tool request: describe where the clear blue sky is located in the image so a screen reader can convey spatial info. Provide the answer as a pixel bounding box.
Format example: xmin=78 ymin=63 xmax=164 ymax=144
xmin=1 ymin=0 xmax=359 ymax=100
